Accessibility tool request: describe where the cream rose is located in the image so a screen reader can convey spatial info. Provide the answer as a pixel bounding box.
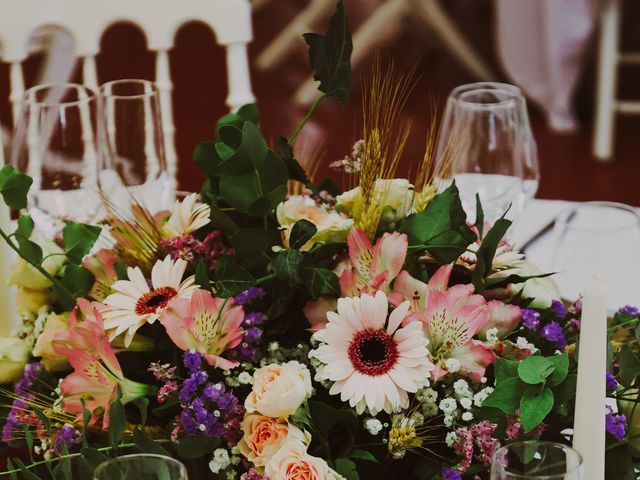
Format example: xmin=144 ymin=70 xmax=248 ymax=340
xmin=264 ymin=439 xmax=344 ymax=480
xmin=276 ymin=196 xmax=353 ymax=251
xmin=502 ymin=260 xmax=562 ymax=309
xmin=15 ymin=287 xmax=50 ymax=315
xmin=245 ymin=361 xmax=313 ymax=418
xmin=0 ymin=337 xmax=31 ymax=384
xmin=237 ymin=414 xmax=310 ymax=469
xmin=9 ymin=235 xmax=66 ymax=290
xmin=33 ymin=312 xmax=69 ymax=371
xmin=335 ymin=178 xmax=414 ymax=225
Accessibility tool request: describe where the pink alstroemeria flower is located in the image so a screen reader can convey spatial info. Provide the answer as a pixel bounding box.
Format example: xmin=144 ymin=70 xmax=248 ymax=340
xmin=82 ymin=249 xmax=118 ymax=301
xmin=53 ymin=300 xmax=150 ymax=429
xmin=159 ymin=289 xmax=244 ymax=369
xmin=339 ymin=228 xmax=407 ymax=297
xmin=388 ymin=264 xmax=453 ymax=315
xmin=419 ymin=285 xmax=494 ymax=382
xmin=478 ymin=300 xmax=522 ymax=340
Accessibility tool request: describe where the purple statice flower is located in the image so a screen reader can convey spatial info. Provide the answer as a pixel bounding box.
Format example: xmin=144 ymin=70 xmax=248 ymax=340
xmin=234 ymin=287 xmax=265 ymax=306
xmin=540 ymin=321 xmax=566 ymax=350
xmin=184 ymin=350 xmax=204 ymax=375
xmin=551 ymin=300 xmax=566 ymax=318
xmin=177 ymin=352 xmax=242 ymax=439
xmin=606 ymin=372 xmax=618 ymax=392
xmin=441 ymin=468 xmax=462 ymax=480
xmin=2 ymin=362 xmax=43 ymax=442
xmin=606 ymin=406 xmax=626 ymax=441
xmin=522 ymin=309 xmax=541 ymax=331
xmin=227 ymin=311 xmax=267 ymax=363
xmin=54 ymin=425 xmax=82 ymax=449
xmin=619 ymin=305 xmax=640 ymax=316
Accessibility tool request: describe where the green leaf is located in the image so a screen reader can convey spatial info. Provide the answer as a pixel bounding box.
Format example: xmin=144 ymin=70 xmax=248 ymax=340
xmin=399 ymin=182 xmax=475 ymax=263
xmin=335 ymin=458 xmax=359 ymax=480
xmin=79 ymin=447 xmax=110 ymax=471
xmin=271 ymin=249 xmax=304 ymax=283
xmin=14 ymin=214 xmax=34 ymax=240
xmin=290 ymin=219 xmax=318 ymax=250
xmin=494 ymin=357 xmax=519 ymax=383
xmin=520 ymin=387 xmax=554 ymax=432
xmin=485 ymin=272 xmax=554 ymax=290
xmin=62 ymin=222 xmax=102 ymax=263
xmin=194 ymin=259 xmax=211 ymax=292
xmin=0 ymin=165 xmax=32 ymax=209
xmin=175 ymin=436 xmax=220 ymax=459
xmin=218 ymin=125 xmax=243 ymax=150
xmin=547 ymin=353 xmax=569 ymax=386
xmin=114 ymin=260 xmax=128 ymax=280
xmin=277 ymin=137 xmax=319 ymax=194
xmin=554 ymin=374 xmax=577 ymax=406
xmin=17 ymin=239 xmax=43 ymax=264
xmin=193 ymin=141 xmax=221 ymax=177
xmin=472 ymin=215 xmax=512 ymax=292
xmin=308 ymin=400 xmax=358 ymax=439
xmin=482 ymin=377 xmax=522 ymax=414
xmin=216 ymin=103 xmax=259 ymax=136
xmin=301 ymin=266 xmax=340 ymax=298
xmin=348 ymin=449 xmax=378 ymax=463
xmin=213 ymin=255 xmax=255 ymax=297
xmin=132 ymin=397 xmax=149 ymax=426
xmin=474 ymin=193 xmax=484 ymax=239
xmin=133 ymin=427 xmax=171 ymax=456
xmin=302 ymin=0 xmax=352 ymax=102
xmin=229 ymin=228 xmax=280 ymax=270
xmin=108 ymin=393 xmax=126 ymax=448
xmin=619 ymin=345 xmax=640 ymax=387
xmin=52 ymin=264 xmax=95 ymax=311
xmin=290 ymin=402 xmax=313 ymax=432
xmin=518 ymin=356 xmax=555 ymax=385
xmin=13 ymin=459 xmax=41 ymax=480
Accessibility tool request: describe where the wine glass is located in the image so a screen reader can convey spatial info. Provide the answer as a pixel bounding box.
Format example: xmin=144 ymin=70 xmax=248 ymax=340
xmin=491 ymin=441 xmax=583 ymax=479
xmin=93 ymin=454 xmax=188 ymax=480
xmin=97 ymin=79 xmax=174 ymax=215
xmin=10 ymin=83 xmax=102 ymax=222
xmin=551 ymin=202 xmax=640 ymax=310
xmin=434 ymin=82 xmax=539 ymax=225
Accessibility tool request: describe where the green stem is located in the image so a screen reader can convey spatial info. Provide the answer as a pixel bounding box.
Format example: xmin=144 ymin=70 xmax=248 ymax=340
xmin=0 ymin=227 xmax=76 ymax=306
xmin=255 ymin=273 xmax=276 ymax=285
xmin=0 ymin=440 xmax=169 ymax=477
xmin=288 ymin=93 xmax=327 ymax=144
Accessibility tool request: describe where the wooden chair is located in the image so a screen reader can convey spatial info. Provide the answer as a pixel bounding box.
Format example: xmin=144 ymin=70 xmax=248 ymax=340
xmin=0 ymin=0 xmax=255 ymax=185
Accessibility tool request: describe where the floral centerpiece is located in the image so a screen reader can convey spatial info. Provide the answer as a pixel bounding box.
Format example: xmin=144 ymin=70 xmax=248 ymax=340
xmin=1 ymin=3 xmax=640 ymax=479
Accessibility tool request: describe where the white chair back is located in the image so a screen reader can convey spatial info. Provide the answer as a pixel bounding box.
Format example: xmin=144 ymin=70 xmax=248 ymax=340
xmin=0 ymin=0 xmax=255 ymax=186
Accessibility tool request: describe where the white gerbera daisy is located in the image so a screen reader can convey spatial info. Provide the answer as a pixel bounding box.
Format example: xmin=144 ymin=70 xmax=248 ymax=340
xmin=162 ymin=193 xmax=210 ymax=237
xmin=310 ymin=291 xmax=433 ymax=415
xmin=102 ymin=255 xmax=196 ymax=346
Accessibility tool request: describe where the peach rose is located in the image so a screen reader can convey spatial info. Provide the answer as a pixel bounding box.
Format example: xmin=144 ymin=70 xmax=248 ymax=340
xmin=245 ymin=361 xmax=313 ymax=418
xmin=264 ymin=439 xmax=343 ymax=480
xmin=237 ymin=414 xmax=310 ymax=469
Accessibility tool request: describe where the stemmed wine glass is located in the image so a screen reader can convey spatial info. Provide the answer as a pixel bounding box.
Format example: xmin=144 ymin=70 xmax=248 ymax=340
xmin=491 ymin=441 xmax=583 ymax=479
xmin=434 ymin=82 xmax=539 ymax=225
xmin=10 ymin=83 xmax=102 ymax=222
xmin=97 ymin=79 xmax=174 ymax=214
xmin=93 ymin=454 xmax=188 ymax=480
xmin=551 ymin=201 xmax=640 ymax=310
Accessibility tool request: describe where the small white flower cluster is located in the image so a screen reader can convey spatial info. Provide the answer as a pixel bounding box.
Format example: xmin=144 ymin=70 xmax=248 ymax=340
xmin=260 ymin=341 xmax=311 ymax=367
xmin=224 ymin=365 xmax=255 ymax=388
xmin=516 ymin=336 xmax=538 ymax=353
xmin=209 ymin=448 xmax=242 ymax=479
xmin=485 ymin=327 xmax=499 ymax=345
xmin=364 ymin=417 xmax=384 ymax=435
xmin=415 ymin=380 xmax=439 ymax=418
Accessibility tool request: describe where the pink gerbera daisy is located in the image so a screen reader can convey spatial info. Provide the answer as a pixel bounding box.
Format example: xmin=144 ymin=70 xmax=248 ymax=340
xmin=310 ymin=291 xmax=433 ymax=415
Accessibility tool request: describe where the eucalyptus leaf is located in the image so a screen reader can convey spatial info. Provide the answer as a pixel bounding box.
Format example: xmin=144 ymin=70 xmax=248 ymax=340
xmin=17 ymin=239 xmax=43 ymax=264
xmin=193 ymin=141 xmax=221 ymax=177
xmin=194 ymin=259 xmax=211 ymax=292
xmin=14 ymin=214 xmax=34 ymax=240
xmin=520 ymin=387 xmax=554 ymax=432
xmin=52 ymin=264 xmax=95 ymax=311
xmin=547 ymin=353 xmax=569 ymax=386
xmin=482 ymin=377 xmax=522 ymax=414
xmin=494 ymin=358 xmax=519 ymax=383
xmin=518 ymin=356 xmax=555 ymax=385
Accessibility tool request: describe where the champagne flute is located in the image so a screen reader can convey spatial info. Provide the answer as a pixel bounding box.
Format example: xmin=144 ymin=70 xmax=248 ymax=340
xmin=98 ymin=79 xmax=174 ymax=214
xmin=93 ymin=454 xmax=188 ymax=480
xmin=434 ymin=83 xmax=539 ymax=225
xmin=491 ymin=441 xmax=583 ymax=479
xmin=551 ymin=202 xmax=640 ymax=310
xmin=10 ymin=83 xmax=102 ymax=222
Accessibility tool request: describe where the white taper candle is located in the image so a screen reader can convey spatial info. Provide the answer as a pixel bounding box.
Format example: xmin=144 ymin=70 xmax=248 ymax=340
xmin=573 ymin=275 xmax=607 ymax=480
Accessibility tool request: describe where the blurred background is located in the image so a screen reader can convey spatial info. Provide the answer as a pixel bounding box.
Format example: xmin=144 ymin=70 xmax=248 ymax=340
xmin=1 ymin=0 xmax=640 ymax=203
